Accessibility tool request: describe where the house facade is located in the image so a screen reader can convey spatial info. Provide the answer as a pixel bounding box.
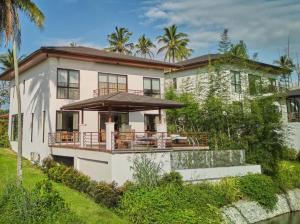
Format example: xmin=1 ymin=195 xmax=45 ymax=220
xmin=1 ymin=47 xmax=263 ymax=184
xmin=165 ymin=54 xmax=300 ymax=151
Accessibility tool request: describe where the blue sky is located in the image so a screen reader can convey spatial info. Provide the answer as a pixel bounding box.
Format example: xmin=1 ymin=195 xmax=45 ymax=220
xmin=1 ymin=0 xmax=300 ymax=77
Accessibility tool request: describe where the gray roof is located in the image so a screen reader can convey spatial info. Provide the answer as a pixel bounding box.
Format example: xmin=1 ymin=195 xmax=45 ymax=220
xmin=288 ymin=88 xmax=300 ymax=97
xmin=61 ymin=92 xmax=184 ymax=112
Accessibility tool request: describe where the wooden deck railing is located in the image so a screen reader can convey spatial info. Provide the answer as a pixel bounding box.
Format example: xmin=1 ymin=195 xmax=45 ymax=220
xmin=288 ymin=112 xmax=300 ymax=122
xmin=48 ymin=132 xmax=80 ymax=147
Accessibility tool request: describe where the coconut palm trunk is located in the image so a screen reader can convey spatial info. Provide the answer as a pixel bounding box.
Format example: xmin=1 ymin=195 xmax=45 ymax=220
xmin=12 ymin=39 xmax=22 ymax=183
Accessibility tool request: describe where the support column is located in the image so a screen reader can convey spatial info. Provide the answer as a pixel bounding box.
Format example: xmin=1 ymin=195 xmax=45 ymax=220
xmin=106 ymin=122 xmax=115 ymax=150
xmin=156 ymin=109 xmax=167 ymax=149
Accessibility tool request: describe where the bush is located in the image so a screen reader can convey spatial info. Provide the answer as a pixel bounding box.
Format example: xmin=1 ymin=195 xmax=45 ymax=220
xmin=159 ymin=171 xmax=183 ymax=187
xmin=238 ymin=174 xmax=278 ymax=210
xmin=277 ymin=161 xmax=300 ymax=190
xmin=0 ymin=180 xmax=83 ymax=224
xmin=281 ymin=147 xmax=298 ymax=161
xmin=43 ymin=159 xmax=122 ymax=208
xmin=215 ymin=178 xmax=242 ymax=204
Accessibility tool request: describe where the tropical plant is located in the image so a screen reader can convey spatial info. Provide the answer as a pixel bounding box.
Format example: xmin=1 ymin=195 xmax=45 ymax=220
xmin=106 ymin=26 xmax=134 ymax=54
xmin=0 ymin=0 xmax=44 ymax=184
xmin=229 ymin=40 xmax=249 ymax=59
xmin=134 ymin=34 xmax=156 ymax=58
xmin=157 ymin=24 xmax=192 ymax=62
xmin=0 ymin=49 xmax=25 ymax=70
xmin=274 ymin=54 xmax=294 ymax=87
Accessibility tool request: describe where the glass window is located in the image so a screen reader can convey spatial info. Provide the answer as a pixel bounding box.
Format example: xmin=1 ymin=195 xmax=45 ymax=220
xmin=57 ymin=69 xmax=80 ymax=99
xmin=56 ymin=111 xmax=79 ymax=132
xmin=98 ymin=73 xmax=127 ymax=96
xmin=143 ymin=78 xmax=161 ymax=98
xmin=287 ymin=97 xmax=300 ymax=122
xmin=248 ymin=74 xmax=262 ymax=95
xmin=230 ymin=71 xmax=241 ymax=93
xmin=11 ymin=114 xmax=23 ymax=141
xmin=173 ymin=78 xmax=177 ymax=89
xmin=144 ymin=114 xmax=159 ymax=131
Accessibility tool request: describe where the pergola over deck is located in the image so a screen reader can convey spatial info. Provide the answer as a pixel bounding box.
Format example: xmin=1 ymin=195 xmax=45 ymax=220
xmin=61 ymin=92 xmax=184 ymax=122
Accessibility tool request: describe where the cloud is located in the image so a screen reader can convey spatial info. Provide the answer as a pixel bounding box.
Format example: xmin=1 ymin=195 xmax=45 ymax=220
xmin=141 ymin=0 xmax=300 ymax=60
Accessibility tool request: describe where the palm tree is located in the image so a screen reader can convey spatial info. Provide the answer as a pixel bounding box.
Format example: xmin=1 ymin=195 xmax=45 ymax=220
xmin=135 ymin=35 xmax=156 ymax=59
xmin=0 ymin=0 xmax=44 ymax=184
xmin=274 ymin=54 xmax=294 ymax=87
xmin=156 ymin=24 xmax=192 ymax=63
xmin=0 ymin=49 xmax=25 ymax=70
xmin=229 ymin=40 xmax=249 ymax=59
xmin=106 ymin=27 xmax=134 ymax=54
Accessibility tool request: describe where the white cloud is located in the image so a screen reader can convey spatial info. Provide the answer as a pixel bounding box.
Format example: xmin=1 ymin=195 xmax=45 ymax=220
xmin=142 ymin=0 xmax=300 ymax=61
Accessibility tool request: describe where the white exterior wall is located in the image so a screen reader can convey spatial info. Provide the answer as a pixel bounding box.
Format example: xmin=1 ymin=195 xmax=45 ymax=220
xmin=8 ymin=57 xmax=166 ymax=162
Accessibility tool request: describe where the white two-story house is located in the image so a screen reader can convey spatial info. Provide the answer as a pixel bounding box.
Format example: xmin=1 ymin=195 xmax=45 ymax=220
xmin=1 ymin=47 xmax=263 ymax=184
xmin=165 ymin=54 xmax=300 ymax=151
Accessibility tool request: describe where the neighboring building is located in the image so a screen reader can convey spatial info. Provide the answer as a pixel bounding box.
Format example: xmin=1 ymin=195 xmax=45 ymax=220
xmin=165 ymin=54 xmax=300 ymax=150
xmin=0 ymin=47 xmax=261 ymax=184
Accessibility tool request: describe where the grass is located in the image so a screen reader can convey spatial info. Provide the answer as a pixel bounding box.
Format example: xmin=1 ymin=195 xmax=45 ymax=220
xmin=0 ymin=148 xmax=128 ymax=224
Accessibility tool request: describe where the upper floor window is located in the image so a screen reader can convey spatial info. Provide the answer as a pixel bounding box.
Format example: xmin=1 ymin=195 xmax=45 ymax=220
xmin=98 ymin=73 xmax=127 ymax=95
xmin=230 ymin=71 xmax=241 ymax=93
xmin=173 ymin=78 xmax=177 ymax=89
xmin=268 ymin=78 xmax=277 ymax=92
xmin=57 ymin=69 xmax=80 ymax=99
xmin=287 ymin=96 xmax=300 ymax=122
xmin=143 ymin=77 xmax=160 ymax=98
xmin=248 ymin=74 xmax=262 ymax=95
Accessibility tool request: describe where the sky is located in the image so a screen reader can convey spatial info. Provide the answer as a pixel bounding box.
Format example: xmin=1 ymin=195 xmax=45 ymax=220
xmin=0 ymin=0 xmax=299 ymax=78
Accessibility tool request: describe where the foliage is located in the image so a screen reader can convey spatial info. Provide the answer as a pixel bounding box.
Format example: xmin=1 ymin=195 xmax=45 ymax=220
xmin=276 ymin=161 xmax=300 ymax=190
xmin=0 ymin=115 xmax=9 ymax=148
xmin=130 ymin=154 xmax=162 ymax=188
xmin=218 ymin=29 xmax=231 ymax=53
xmin=281 ymin=147 xmax=299 ymax=161
xmin=0 ymin=180 xmax=82 ymax=224
xmin=135 ymin=34 xmax=156 ymax=58
xmin=159 ymin=171 xmax=183 ymax=187
xmin=229 ymin=40 xmax=249 ymax=59
xmin=238 ymin=174 xmax=278 ymax=210
xmin=107 ymin=26 xmax=134 ymax=54
xmin=43 ymin=158 xmax=123 ymax=208
xmin=0 ymin=49 xmax=25 ymax=70
xmin=0 ymin=81 xmax=9 ymax=108
xmin=157 ymin=24 xmax=192 ymax=62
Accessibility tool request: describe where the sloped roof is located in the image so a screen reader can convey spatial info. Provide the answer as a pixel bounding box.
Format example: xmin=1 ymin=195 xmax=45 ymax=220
xmin=288 ymin=88 xmax=300 ymax=97
xmin=61 ymin=92 xmax=184 ymax=112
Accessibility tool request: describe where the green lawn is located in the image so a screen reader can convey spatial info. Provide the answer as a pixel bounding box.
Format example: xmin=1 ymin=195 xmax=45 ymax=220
xmin=0 ymin=148 xmax=128 ymax=224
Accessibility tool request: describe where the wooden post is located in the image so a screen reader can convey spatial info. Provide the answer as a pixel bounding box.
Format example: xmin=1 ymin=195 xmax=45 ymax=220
xmin=81 ymin=110 xmax=84 ymax=124
xmin=158 ymin=109 xmax=162 ymax=124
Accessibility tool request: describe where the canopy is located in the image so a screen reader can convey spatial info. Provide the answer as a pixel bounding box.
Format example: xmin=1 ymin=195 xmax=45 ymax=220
xmin=61 ymin=92 xmax=184 ymax=112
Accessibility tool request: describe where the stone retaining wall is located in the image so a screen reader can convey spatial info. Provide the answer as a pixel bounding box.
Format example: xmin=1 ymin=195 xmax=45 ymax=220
xmin=222 ymin=189 xmax=300 ymax=224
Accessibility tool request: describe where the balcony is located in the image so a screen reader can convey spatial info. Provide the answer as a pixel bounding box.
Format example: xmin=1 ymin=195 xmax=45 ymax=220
xmin=93 ymin=88 xmax=161 ymax=98
xmin=48 ymin=131 xmax=209 ymax=152
xmin=288 ymin=112 xmax=300 ymax=122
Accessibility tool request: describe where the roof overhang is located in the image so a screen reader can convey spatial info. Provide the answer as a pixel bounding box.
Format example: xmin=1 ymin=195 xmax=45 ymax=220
xmin=61 ymin=92 xmax=184 ymax=112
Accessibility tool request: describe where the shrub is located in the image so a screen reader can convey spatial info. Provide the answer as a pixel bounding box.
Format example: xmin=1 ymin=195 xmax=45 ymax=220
xmin=131 ymin=154 xmax=162 ymax=188
xmin=238 ymin=174 xmax=278 ymax=210
xmin=0 ymin=180 xmax=83 ymax=224
xmin=281 ymin=147 xmax=298 ymax=161
xmin=42 ymin=156 xmax=57 ymax=172
xmin=159 ymin=171 xmax=183 ymax=187
xmin=44 ymin=159 xmax=122 ymax=208
xmin=277 ymin=161 xmax=300 ymax=190
xmin=215 ymin=178 xmax=242 ymax=204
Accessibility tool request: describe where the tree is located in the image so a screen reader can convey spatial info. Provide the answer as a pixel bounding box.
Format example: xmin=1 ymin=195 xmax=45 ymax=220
xmin=229 ymin=40 xmax=249 ymax=59
xmin=296 ymin=54 xmax=300 ymax=85
xmin=106 ymin=26 xmax=134 ymax=54
xmin=0 ymin=49 xmax=25 ymax=70
xmin=70 ymin=42 xmax=77 ymax=47
xmin=134 ymin=35 xmax=156 ymax=59
xmin=274 ymin=55 xmax=294 ymax=87
xmin=218 ymin=29 xmax=231 ymax=53
xmin=0 ymin=0 xmax=44 ymax=184
xmin=157 ymin=24 xmax=192 ymax=63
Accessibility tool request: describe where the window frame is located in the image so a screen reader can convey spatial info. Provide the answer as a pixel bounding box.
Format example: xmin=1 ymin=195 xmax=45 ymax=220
xmin=143 ymin=77 xmax=161 ymax=98
xmin=55 ymin=111 xmax=80 ymax=132
xmin=56 ymin=68 xmax=80 ymax=100
xmin=98 ymin=72 xmax=128 ymax=95
xmin=248 ymin=74 xmax=262 ymax=95
xmin=230 ymin=71 xmax=241 ymax=93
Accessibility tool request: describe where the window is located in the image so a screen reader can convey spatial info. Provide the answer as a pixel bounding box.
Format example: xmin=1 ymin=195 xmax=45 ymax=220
xmin=287 ymin=96 xmax=300 ymax=122
xmin=248 ymin=74 xmax=262 ymax=95
xmin=57 ymin=69 xmax=80 ymax=99
xmin=144 ymin=114 xmax=159 ymax=131
xmin=56 ymin=111 xmax=79 ymax=132
xmin=143 ymin=78 xmax=160 ymax=98
xmin=31 ymin=113 xmax=34 ymax=142
xmin=231 ymin=71 xmax=241 ymax=93
xmin=98 ymin=73 xmax=127 ymax=95
xmin=232 ymin=101 xmax=243 ymax=112
xmin=23 ymin=80 xmax=26 ymax=94
xmin=42 ymin=111 xmax=45 ymax=143
xmin=268 ymin=78 xmax=277 ymax=92
xmin=173 ymin=78 xmax=177 ymax=89
xmin=11 ymin=114 xmax=23 ymax=141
